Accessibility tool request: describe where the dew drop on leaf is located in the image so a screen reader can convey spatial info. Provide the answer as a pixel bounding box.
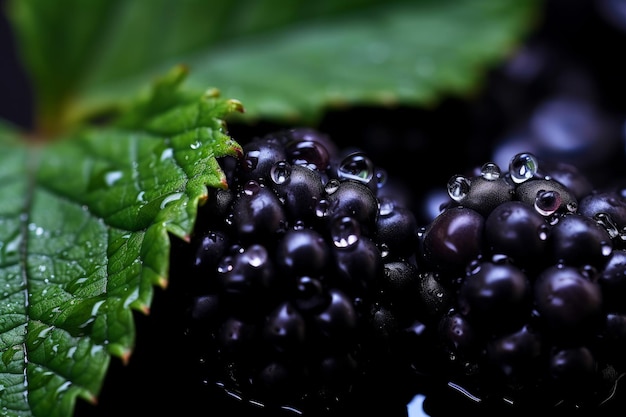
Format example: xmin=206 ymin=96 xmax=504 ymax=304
xmin=160 ymin=192 xmax=184 ymax=209
xmin=160 ymin=147 xmax=174 ymax=161
xmin=104 ymin=170 xmax=123 ymax=186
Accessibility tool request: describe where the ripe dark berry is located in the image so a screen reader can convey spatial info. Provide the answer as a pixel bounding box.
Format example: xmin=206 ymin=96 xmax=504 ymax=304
xmin=179 ymin=127 xmax=420 ymax=415
xmin=411 ymin=152 xmax=626 ymax=413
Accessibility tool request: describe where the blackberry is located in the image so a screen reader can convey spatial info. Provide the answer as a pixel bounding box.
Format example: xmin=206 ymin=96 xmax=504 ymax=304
xmin=179 ymin=127 xmax=421 ymax=415
xmin=410 ymin=152 xmax=626 ymax=415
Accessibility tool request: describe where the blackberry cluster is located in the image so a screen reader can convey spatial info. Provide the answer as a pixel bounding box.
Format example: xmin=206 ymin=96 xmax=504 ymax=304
xmin=182 ymin=127 xmax=421 ymax=415
xmin=410 ymin=152 xmax=626 ymax=415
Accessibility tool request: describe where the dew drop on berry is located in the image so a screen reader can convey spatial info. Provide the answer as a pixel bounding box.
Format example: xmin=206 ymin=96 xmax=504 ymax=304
xmin=509 ymin=152 xmax=539 ymax=183
xmin=480 ymin=162 xmax=501 ymax=180
xmin=286 ymin=139 xmax=330 ymax=171
xmin=270 ymin=161 xmax=291 ymax=185
xmin=375 ymin=168 xmax=388 ymax=189
xmin=534 ymin=189 xmax=562 ymax=216
xmin=315 ymin=199 xmax=331 ymax=218
xmin=331 ymin=216 xmax=361 ymax=248
xmin=337 ymin=152 xmax=374 ymax=184
xmin=566 ymin=201 xmax=578 ymax=212
xmin=538 ymin=223 xmax=550 ymax=241
xmin=294 ymin=276 xmax=327 ymax=311
xmin=379 ymin=243 xmax=390 ymax=258
xmin=244 ymin=245 xmax=268 ymax=268
xmin=217 ymin=255 xmax=234 ymax=274
xmin=325 ymin=179 xmax=340 ymax=194
xmin=379 ymin=197 xmax=395 ymax=217
xmin=243 ymin=180 xmax=261 ymax=196
xmin=292 ymin=220 xmax=306 ymax=230
xmin=244 ymin=150 xmax=260 ymax=170
xmin=447 ymin=175 xmax=471 ymax=202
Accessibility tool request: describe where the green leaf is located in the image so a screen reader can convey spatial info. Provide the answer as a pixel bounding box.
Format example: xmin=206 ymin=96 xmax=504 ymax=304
xmin=0 ymin=67 xmax=242 ymax=417
xmin=6 ymin=0 xmax=540 ymax=134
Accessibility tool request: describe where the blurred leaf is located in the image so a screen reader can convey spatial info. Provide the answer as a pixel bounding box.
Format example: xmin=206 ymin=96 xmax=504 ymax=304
xmin=0 ymin=67 xmax=242 ymax=417
xmin=6 ymin=0 xmax=540 ymax=134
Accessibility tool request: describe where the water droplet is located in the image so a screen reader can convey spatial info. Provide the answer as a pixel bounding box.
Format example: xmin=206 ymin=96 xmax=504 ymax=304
xmin=537 ymin=224 xmax=550 ymax=241
xmin=37 ymin=326 xmax=54 ymax=339
xmin=90 ymin=300 xmax=105 ymax=317
xmin=601 ymin=241 xmax=613 ymax=257
xmin=491 ymin=253 xmax=510 ymax=264
xmin=104 ymin=171 xmax=123 ymax=186
xmin=331 ymin=217 xmax=360 ymax=248
xmin=55 ymin=381 xmax=72 ymax=394
xmin=509 ymin=153 xmax=539 ymax=184
xmin=244 ymin=150 xmax=260 ymax=171
xmin=245 ymin=246 xmax=268 ymax=268
xmin=447 ymin=175 xmax=471 ymax=202
xmin=315 ymin=199 xmax=331 ymax=218
xmin=270 ymin=161 xmax=291 ymax=185
xmin=467 ymin=259 xmax=482 ymax=275
xmin=217 ymin=256 xmax=234 ymax=274
xmin=66 ymin=346 xmax=77 ymax=359
xmin=293 ymin=220 xmax=306 ymax=230
xmin=160 ymin=192 xmax=184 ymax=209
xmin=190 ymin=141 xmax=201 ymax=150
xmin=243 ymin=180 xmax=261 ymax=196
xmin=378 ymin=198 xmax=395 ymax=216
xmin=480 ymin=163 xmax=501 ymax=180
xmin=595 ymin=213 xmax=620 ymax=239
xmin=337 ymin=152 xmax=374 ymax=184
xmin=375 ymin=169 xmax=388 ymax=188
xmin=160 ymin=147 xmax=174 ymax=161
xmin=379 ymin=243 xmax=390 ymax=258
xmin=286 ymin=140 xmax=329 ymax=171
xmin=566 ymin=201 xmax=578 ymax=212
xmin=3 ymin=234 xmax=21 ymax=256
xmin=324 ymin=179 xmax=340 ymax=194
xmin=534 ymin=190 xmax=561 ymax=216
xmin=29 ymin=224 xmax=45 ymax=236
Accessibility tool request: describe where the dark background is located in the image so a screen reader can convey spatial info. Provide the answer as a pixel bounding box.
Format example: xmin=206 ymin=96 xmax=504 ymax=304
xmin=0 ymin=0 xmax=33 ymax=130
